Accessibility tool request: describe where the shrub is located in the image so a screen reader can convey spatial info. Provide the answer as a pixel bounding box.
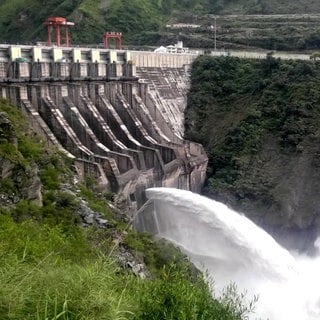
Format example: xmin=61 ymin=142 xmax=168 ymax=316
xmin=134 ymin=264 xmax=248 ymax=320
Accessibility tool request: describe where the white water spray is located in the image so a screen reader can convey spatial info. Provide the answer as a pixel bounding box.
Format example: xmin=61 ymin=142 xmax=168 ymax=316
xmin=136 ymin=187 xmax=320 ymax=320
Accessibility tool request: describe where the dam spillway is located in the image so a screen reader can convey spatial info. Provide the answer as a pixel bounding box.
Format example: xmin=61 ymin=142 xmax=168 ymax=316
xmin=0 ymin=45 xmax=207 ymax=207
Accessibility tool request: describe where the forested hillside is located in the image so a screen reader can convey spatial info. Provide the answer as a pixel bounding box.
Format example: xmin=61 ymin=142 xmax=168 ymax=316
xmin=0 ymin=0 xmax=320 ymax=49
xmin=185 ymin=55 xmax=320 ymax=251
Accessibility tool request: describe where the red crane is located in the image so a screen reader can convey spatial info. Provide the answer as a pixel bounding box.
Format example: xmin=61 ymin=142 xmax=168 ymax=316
xmin=44 ymin=17 xmax=75 ymax=47
xmin=103 ymin=32 xmax=122 ymax=49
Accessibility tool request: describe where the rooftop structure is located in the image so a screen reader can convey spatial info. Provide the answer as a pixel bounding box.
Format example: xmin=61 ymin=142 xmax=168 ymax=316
xmin=154 ymin=41 xmax=189 ymax=54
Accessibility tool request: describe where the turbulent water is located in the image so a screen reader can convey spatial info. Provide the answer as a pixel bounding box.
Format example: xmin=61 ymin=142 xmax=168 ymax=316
xmin=137 ymin=187 xmax=320 ymax=320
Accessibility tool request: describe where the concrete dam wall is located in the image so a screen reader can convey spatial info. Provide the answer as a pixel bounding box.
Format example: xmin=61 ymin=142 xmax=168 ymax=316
xmin=0 ymin=45 xmax=207 ymax=208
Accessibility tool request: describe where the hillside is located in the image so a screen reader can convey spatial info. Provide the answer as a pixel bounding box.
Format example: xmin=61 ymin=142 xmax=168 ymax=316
xmin=0 ymin=100 xmax=253 ymax=318
xmin=185 ymin=55 xmax=320 ymax=252
xmin=0 ymin=0 xmax=320 ymax=51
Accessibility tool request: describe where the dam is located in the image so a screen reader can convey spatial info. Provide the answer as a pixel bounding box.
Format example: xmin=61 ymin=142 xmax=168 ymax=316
xmin=0 ymin=44 xmax=208 ymax=207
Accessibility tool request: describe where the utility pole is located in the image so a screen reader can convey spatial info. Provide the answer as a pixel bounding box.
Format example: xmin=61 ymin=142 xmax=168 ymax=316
xmin=214 ymin=16 xmax=217 ymax=51
xmin=210 ymin=17 xmax=217 ymax=51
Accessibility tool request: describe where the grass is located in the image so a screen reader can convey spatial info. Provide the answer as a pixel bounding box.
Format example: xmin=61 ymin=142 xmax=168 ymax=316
xmin=0 ymin=214 xmax=134 ymax=320
xmin=0 ymin=213 xmax=254 ymax=320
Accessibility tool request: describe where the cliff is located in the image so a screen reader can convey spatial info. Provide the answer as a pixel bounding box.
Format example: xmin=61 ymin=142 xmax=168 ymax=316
xmin=185 ymin=55 xmax=320 ymax=251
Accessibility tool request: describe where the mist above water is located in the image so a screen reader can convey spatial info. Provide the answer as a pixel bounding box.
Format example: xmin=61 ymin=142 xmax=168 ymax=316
xmin=137 ymin=187 xmax=320 ymax=320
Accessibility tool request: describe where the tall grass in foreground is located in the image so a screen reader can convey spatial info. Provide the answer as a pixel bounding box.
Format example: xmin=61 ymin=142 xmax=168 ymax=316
xmin=0 ymin=213 xmax=253 ymax=320
xmin=1 ymin=257 xmax=137 ymax=320
xmin=0 ymin=214 xmax=137 ymax=320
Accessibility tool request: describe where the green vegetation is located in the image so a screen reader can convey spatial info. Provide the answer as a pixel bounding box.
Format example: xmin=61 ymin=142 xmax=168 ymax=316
xmin=104 ymin=0 xmax=162 ymax=43
xmin=123 ymin=232 xmax=196 ymax=277
xmin=134 ymin=265 xmax=253 ymax=320
xmin=0 ymin=214 xmax=135 ymax=320
xmin=0 ymin=215 xmax=252 ymax=319
xmin=185 ymin=14 xmax=320 ymax=51
xmin=0 ymin=99 xmax=254 ymax=319
xmin=185 ymin=55 xmax=320 ymax=210
xmin=0 ymin=101 xmax=40 ymax=164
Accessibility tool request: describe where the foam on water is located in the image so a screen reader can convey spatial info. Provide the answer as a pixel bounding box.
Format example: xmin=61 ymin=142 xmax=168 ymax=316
xmin=140 ymin=187 xmax=320 ymax=320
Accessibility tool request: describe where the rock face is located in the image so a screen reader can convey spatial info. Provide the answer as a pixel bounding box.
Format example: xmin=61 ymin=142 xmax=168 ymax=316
xmin=0 ymin=112 xmax=43 ymax=207
xmin=21 ymin=163 xmax=43 ymax=206
xmin=224 ymin=136 xmax=320 ymax=252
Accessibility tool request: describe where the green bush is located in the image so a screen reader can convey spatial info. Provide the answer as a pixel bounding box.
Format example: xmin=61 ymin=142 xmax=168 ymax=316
xmin=134 ymin=264 xmax=249 ymax=320
xmin=124 ymin=232 xmax=195 ymax=277
xmin=79 ymin=183 xmax=113 ymax=218
xmin=39 ymin=164 xmax=63 ymax=190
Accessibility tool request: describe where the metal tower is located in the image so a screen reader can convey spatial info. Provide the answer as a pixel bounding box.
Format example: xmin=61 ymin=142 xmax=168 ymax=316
xmin=44 ymin=17 xmax=75 ymax=47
